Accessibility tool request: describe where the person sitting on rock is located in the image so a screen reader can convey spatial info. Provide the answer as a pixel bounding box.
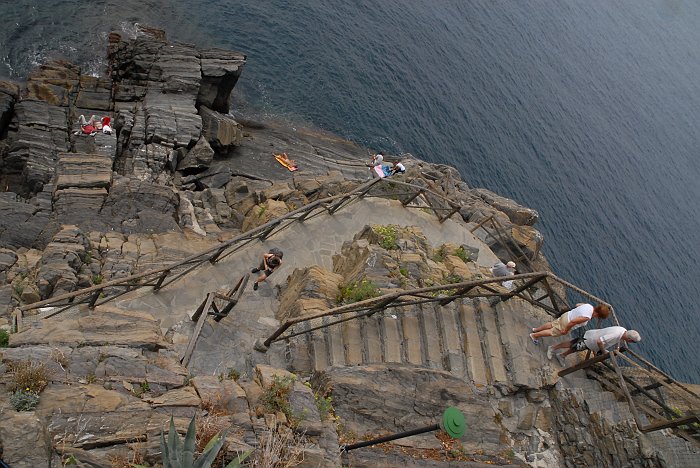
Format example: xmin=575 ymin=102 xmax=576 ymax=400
xmin=251 ymin=249 xmax=284 ymax=291
xmin=390 ymin=161 xmax=406 ymax=175
xmin=77 ymin=114 xmax=100 ymax=136
xmin=529 ymin=303 xmax=611 ymax=344
xmin=490 ymin=261 xmax=516 ymax=290
xmin=371 ymin=152 xmax=384 ymax=167
xmin=547 ymin=326 xmax=641 ymax=363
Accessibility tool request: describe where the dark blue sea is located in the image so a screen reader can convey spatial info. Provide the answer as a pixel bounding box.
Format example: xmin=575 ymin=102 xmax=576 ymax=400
xmin=1 ymin=1 xmax=699 ymax=383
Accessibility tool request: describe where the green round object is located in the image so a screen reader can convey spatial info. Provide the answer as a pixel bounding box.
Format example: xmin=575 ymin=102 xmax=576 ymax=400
xmin=441 ymin=407 xmax=466 ymax=439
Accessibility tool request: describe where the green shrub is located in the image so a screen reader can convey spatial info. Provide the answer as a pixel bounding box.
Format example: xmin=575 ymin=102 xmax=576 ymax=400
xmin=315 ymin=393 xmax=334 ymax=421
xmin=338 ymin=279 xmax=381 ymax=304
xmin=261 ymin=375 xmax=298 ymax=423
xmin=0 ymin=329 xmax=9 ymax=347
xmin=399 ymin=267 xmax=408 ymax=277
xmin=10 ymin=390 xmax=40 ymax=411
xmin=442 ymin=273 xmax=463 ymax=285
xmin=432 ymin=245 xmax=447 ymax=262
xmin=455 ymin=246 xmax=470 ymax=263
xmin=92 ymin=274 xmax=103 ymax=285
xmin=373 ymin=225 xmax=399 ymax=250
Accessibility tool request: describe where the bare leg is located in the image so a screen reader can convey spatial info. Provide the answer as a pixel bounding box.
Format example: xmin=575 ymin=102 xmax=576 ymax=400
xmin=533 ymin=322 xmax=553 ymax=333
xmin=532 ymin=329 xmax=554 ymax=339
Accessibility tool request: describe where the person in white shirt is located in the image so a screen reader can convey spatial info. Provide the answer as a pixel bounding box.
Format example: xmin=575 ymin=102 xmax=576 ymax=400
xmin=390 ymin=161 xmax=406 ymax=175
xmin=529 ymin=302 xmax=611 ymax=344
xmin=547 ymin=326 xmax=641 ymax=360
xmin=371 ymin=152 xmax=384 ymax=166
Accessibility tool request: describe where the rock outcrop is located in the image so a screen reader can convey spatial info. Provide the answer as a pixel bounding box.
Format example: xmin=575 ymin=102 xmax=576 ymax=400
xmin=1 ymin=24 xmax=696 ymax=468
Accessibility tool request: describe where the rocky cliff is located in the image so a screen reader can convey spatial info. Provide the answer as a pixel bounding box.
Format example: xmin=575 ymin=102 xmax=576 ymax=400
xmin=0 ymin=25 xmax=697 ymax=468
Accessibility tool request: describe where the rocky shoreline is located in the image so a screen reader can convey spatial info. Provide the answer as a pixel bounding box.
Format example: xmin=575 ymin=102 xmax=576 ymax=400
xmin=0 ymin=25 xmax=698 ymax=467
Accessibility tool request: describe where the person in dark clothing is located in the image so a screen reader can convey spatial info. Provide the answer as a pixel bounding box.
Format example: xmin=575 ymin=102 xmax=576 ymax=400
xmin=251 ymin=249 xmax=284 ymax=290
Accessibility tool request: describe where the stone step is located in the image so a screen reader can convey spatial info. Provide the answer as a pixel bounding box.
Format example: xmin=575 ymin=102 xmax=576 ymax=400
xmin=360 ymin=315 xmax=383 ymax=363
xmin=288 ymin=332 xmax=313 ymax=374
xmin=436 ymin=301 xmax=467 ymax=379
xmin=458 ymin=299 xmax=489 ymax=386
xmin=475 ymin=299 xmax=509 ymax=387
xmin=342 ymin=319 xmax=363 ymax=366
xmin=327 ymin=319 xmax=346 ymax=367
xmin=419 ymin=303 xmax=443 ymax=370
xmin=381 ymin=314 xmax=403 ymax=363
xmin=401 ymin=306 xmax=423 ymax=366
xmin=496 ymin=299 xmax=537 ymax=388
xmin=311 ymin=325 xmax=330 ymax=372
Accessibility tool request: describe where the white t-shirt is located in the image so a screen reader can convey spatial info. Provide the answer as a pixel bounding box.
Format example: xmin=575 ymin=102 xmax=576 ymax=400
xmin=373 ymin=154 xmax=384 ymax=165
xmin=583 ymin=326 xmax=626 ymax=351
xmin=566 ymin=303 xmax=594 ymax=331
xmin=394 ymin=162 xmax=406 ymax=172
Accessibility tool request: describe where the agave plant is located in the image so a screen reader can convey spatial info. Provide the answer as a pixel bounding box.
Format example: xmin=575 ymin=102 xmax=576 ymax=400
xmin=159 ymin=416 xmax=250 ymax=468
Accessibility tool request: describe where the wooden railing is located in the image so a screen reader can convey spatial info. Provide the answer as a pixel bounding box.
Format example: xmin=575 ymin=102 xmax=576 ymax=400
xmin=16 ymin=176 xmax=461 ymax=325
xmin=256 ymin=271 xmax=616 ymax=350
xmin=560 ymin=348 xmax=700 ymax=443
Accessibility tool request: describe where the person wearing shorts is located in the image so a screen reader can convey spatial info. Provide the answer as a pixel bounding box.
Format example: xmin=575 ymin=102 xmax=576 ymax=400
xmin=251 ymin=249 xmax=283 ymax=291
xmin=529 ymin=303 xmax=611 ymax=344
xmin=547 ymin=326 xmax=641 ymax=361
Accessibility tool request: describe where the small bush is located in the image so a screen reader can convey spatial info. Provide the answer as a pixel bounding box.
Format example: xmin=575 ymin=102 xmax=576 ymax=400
xmin=92 ymin=274 xmax=103 ymax=285
xmin=433 ymin=245 xmax=447 ymax=263
xmin=338 ymin=279 xmax=381 ymax=304
xmin=252 ymin=428 xmax=306 ymax=468
xmin=374 ymin=225 xmax=399 ymax=250
xmin=442 ymin=273 xmax=463 ymax=285
xmin=315 ymin=393 xmax=334 ymax=421
xmin=219 ymin=367 xmax=241 ymax=382
xmin=8 ymin=360 xmax=50 ymax=393
xmin=399 ymin=267 xmax=408 ymax=277
xmin=0 ymin=329 xmax=9 ymax=347
xmin=261 ymin=375 xmax=295 ymax=422
xmin=10 ymin=390 xmax=40 ymax=411
xmin=455 ymin=246 xmax=470 ymax=263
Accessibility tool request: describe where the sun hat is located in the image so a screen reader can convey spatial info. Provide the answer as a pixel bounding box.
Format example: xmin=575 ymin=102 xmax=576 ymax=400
xmin=506 ymin=261 xmax=516 ymax=268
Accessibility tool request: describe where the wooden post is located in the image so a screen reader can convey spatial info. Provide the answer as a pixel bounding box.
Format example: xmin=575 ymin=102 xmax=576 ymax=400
xmin=608 ymin=351 xmax=645 ymax=429
xmin=88 ymin=290 xmax=101 ymax=309
xmin=181 ymin=293 xmax=215 ymax=367
xmin=153 ymin=269 xmax=170 ymax=291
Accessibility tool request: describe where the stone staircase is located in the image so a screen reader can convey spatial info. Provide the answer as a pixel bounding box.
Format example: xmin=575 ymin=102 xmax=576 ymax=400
xmin=286 ymin=296 xmax=556 ymax=393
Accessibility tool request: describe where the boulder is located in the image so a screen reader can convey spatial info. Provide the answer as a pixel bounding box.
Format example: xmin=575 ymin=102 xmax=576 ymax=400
xmin=240 ymin=199 xmax=289 ymax=232
xmin=197 ymin=48 xmax=247 ymax=113
xmin=199 ymin=105 xmax=243 ymax=150
xmin=177 ymin=136 xmax=214 ymax=173
xmin=0 ymin=195 xmax=50 ymax=249
xmin=75 ymin=75 xmax=113 ymax=110
xmin=101 ymin=177 xmax=180 ymax=234
xmin=25 ymin=60 xmax=81 ymax=106
xmin=191 ymin=375 xmax=249 ymax=415
xmin=326 ymin=364 xmax=505 ymax=452
xmin=472 ymin=188 xmax=539 ymax=226
xmin=10 ymin=307 xmax=168 ymax=349
xmin=277 ymin=266 xmax=344 ymax=321
xmin=0 ymin=411 xmax=56 ymax=467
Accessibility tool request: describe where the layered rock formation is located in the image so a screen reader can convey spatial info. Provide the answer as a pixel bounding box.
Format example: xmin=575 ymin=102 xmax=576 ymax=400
xmin=0 ymin=25 xmax=697 ymax=468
